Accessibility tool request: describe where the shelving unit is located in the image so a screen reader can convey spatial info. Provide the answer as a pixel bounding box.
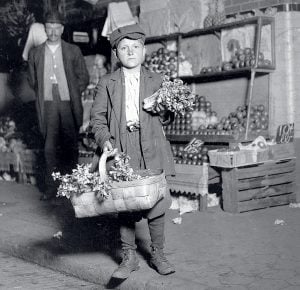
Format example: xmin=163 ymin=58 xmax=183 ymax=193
xmin=146 ymin=16 xmax=276 ymax=144
xmin=179 ymin=67 xmax=274 ymax=83
xmin=166 ymin=130 xmax=269 ymax=144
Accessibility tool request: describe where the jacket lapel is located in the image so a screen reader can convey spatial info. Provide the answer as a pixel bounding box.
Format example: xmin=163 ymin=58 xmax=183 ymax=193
xmin=107 ymin=69 xmax=126 ymax=133
xmin=139 ymin=67 xmax=153 ymax=125
xmin=35 ymin=43 xmax=45 ymax=133
xmin=61 ymin=40 xmax=70 ymax=84
xmin=107 ymin=68 xmax=154 ymax=136
xmin=36 ymin=43 xmax=45 ymax=88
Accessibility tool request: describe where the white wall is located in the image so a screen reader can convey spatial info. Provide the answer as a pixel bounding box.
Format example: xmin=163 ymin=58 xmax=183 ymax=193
xmin=269 ymin=12 xmax=300 ymax=137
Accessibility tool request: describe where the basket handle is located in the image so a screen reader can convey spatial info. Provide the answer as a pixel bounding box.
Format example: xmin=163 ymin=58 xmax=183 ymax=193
xmin=98 ymin=148 xmax=118 ymax=182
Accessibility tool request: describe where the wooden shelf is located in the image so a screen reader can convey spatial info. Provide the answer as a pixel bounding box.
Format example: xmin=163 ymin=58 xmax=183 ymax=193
xmin=166 ymin=130 xmax=269 ymax=144
xmin=179 ymin=67 xmax=275 ymax=83
xmin=145 ymin=16 xmax=274 ymax=43
xmin=145 ymin=33 xmax=180 ymax=44
xmin=146 ymin=16 xmax=275 ymax=143
xmin=182 ymin=16 xmax=274 ymax=39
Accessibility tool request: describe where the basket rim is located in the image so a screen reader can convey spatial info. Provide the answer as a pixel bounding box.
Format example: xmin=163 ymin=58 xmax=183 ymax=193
xmin=109 ymin=169 xmax=165 ymax=189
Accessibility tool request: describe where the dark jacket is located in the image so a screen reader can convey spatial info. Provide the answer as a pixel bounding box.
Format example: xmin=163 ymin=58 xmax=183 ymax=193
xmin=27 ymin=40 xmax=89 ymax=137
xmin=90 ymin=67 xmax=175 ymax=219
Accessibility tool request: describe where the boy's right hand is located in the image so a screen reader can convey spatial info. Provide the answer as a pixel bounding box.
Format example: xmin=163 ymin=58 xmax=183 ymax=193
xmin=103 ymin=140 xmax=113 ymax=153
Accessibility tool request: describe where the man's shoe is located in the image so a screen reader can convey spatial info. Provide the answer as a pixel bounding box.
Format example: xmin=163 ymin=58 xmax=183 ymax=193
xmin=111 ymin=249 xmax=140 ymax=279
xmin=150 ymin=247 xmax=175 ymax=275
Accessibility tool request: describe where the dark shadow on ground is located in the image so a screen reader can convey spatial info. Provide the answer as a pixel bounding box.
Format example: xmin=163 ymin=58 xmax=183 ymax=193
xmin=29 ymin=201 xmax=121 ymax=261
xmin=28 ymin=198 xmax=155 ymax=290
xmin=29 ymin=202 xmax=152 ymax=260
xmin=106 ymin=277 xmax=129 ymax=289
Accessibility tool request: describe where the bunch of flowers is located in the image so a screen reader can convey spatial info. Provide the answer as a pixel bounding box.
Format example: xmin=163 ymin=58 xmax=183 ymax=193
xmin=53 ymin=153 xmax=143 ymax=202
xmin=109 ymin=153 xmax=142 ymax=182
xmin=52 ymin=164 xmax=111 ymax=201
xmin=143 ymin=75 xmax=195 ymax=115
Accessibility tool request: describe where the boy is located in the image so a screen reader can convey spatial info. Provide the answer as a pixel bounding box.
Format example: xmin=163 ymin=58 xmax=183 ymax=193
xmin=90 ymin=24 xmax=175 ymax=279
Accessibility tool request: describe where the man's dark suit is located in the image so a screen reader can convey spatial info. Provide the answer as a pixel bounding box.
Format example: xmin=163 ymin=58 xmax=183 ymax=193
xmin=28 ymin=40 xmax=89 ymax=198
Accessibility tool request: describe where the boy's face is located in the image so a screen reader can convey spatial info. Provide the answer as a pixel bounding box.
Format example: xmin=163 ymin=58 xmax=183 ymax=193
xmin=116 ymin=38 xmax=145 ymax=69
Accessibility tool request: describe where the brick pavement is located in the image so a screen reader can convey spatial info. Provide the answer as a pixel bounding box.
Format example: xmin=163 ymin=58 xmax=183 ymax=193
xmin=0 ymin=252 xmax=101 ymax=289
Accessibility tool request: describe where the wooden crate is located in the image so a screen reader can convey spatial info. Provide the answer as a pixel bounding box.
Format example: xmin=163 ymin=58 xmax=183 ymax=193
xmin=0 ymin=150 xmax=42 ymax=184
xmin=268 ymin=143 xmax=295 ymax=160
xmin=19 ymin=150 xmax=40 ymax=174
xmin=168 ymin=164 xmax=208 ymax=195
xmin=167 ymin=163 xmax=209 ymax=211
xmin=0 ymin=152 xmax=15 ymax=171
xmin=14 ymin=150 xmax=42 ymax=184
xmin=209 ymin=143 xmax=295 ymax=168
xmin=222 ymin=158 xmax=296 ymax=213
xmin=208 ymin=148 xmax=269 ymax=168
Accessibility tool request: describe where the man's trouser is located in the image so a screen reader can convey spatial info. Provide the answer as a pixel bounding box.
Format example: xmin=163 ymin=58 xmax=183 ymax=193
xmin=44 ymin=84 xmax=78 ymax=198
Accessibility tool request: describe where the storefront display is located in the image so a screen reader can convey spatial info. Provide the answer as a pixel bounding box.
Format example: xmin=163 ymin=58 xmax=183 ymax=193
xmin=164 ymin=94 xmax=269 ymax=139
xmin=1 ymin=0 xmax=297 ymax=214
xmin=142 ymin=14 xmax=296 ymax=214
xmin=0 ymin=115 xmax=41 ymax=184
xmin=146 ymin=16 xmax=275 ymax=144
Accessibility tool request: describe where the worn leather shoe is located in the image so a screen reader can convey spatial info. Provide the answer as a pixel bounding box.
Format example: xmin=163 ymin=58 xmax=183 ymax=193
xmin=150 ymin=247 xmax=175 ymax=275
xmin=111 ymin=249 xmax=140 ymax=279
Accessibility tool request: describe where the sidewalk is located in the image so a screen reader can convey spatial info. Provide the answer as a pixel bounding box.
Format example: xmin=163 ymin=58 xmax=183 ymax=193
xmin=0 ymin=180 xmax=300 ymax=290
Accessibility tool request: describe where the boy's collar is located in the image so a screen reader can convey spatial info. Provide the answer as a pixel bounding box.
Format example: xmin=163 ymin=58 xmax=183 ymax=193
xmin=109 ymin=67 xmax=153 ymax=81
xmin=122 ymin=67 xmax=140 ymax=78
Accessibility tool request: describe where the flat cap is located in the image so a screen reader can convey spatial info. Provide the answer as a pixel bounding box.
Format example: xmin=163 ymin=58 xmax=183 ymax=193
xmin=44 ymin=10 xmax=65 ymax=25
xmin=110 ymin=24 xmax=146 ymax=48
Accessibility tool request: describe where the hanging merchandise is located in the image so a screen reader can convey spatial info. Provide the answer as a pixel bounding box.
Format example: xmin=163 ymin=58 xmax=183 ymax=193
xmin=139 ymin=0 xmax=170 ymax=37
xmin=140 ymin=0 xmax=210 ymax=36
xmin=203 ymin=0 xmax=226 ymax=28
xmin=22 ymin=23 xmax=47 ymax=61
xmin=101 ymin=2 xmax=136 ymax=39
xmin=169 ymin=0 xmax=207 ymax=33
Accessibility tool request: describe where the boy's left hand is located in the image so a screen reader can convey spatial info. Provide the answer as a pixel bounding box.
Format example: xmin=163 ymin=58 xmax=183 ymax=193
xmin=144 ymin=101 xmax=174 ymax=125
xmin=152 ymin=103 xmax=167 ymax=115
xmin=156 ymin=107 xmax=175 ymax=126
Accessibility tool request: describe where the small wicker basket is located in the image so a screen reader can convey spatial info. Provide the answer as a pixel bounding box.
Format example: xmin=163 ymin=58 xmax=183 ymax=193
xmin=70 ymin=151 xmax=167 ymax=218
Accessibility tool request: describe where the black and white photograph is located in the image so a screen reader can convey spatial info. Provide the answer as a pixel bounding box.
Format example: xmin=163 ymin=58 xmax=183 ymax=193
xmin=0 ymin=0 xmax=299 ymax=289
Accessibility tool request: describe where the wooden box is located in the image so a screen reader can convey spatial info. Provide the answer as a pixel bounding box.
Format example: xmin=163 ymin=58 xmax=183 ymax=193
xmin=0 ymin=150 xmax=41 ymax=184
xmin=222 ymin=158 xmax=296 ymax=213
xmin=268 ymin=143 xmax=295 ymax=160
xmin=19 ymin=150 xmax=39 ymax=174
xmin=167 ymin=163 xmax=208 ymax=211
xmin=0 ymin=152 xmax=15 ymax=171
xmin=208 ymin=148 xmax=269 ymax=168
xmin=168 ymin=163 xmax=208 ymax=195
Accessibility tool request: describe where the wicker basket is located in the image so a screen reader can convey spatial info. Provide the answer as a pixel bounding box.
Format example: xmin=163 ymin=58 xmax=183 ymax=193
xmin=70 ymin=151 xmax=167 ymax=218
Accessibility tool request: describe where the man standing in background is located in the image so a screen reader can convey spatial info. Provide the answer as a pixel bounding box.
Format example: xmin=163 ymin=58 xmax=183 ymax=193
xmin=27 ymin=10 xmax=89 ymax=202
